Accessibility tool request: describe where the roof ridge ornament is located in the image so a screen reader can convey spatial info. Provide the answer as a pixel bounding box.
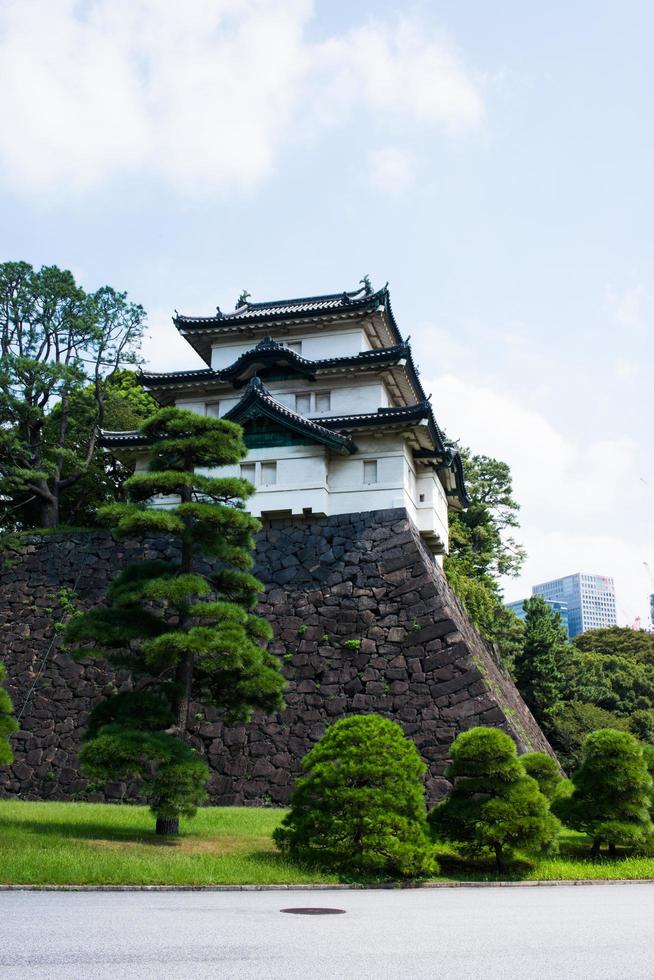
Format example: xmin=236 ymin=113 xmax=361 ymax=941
xmin=236 ymin=290 xmax=251 ymax=309
xmin=255 ymin=335 xmax=282 ymax=350
xmin=359 ymin=274 xmax=372 ymax=295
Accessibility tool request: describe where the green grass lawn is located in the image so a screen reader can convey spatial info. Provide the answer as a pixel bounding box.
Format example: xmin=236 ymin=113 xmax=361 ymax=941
xmin=2 ymin=800 xmax=654 ymax=885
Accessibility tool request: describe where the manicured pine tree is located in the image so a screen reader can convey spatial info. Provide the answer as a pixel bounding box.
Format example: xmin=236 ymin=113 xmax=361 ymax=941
xmin=429 ymin=727 xmax=560 ymax=872
xmin=0 ymin=660 xmax=18 ymax=766
xmin=513 ymin=595 xmax=568 ymax=730
xmin=66 ymin=408 xmax=285 ymax=834
xmin=553 ymin=728 xmax=653 ymax=856
xmin=274 ymin=715 xmax=437 ymax=878
xmin=520 ymin=751 xmax=563 ymax=801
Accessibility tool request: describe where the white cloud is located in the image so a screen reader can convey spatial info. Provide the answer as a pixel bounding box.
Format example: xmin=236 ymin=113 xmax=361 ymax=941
xmin=0 ymin=1 xmax=483 ymax=198
xmin=428 ymin=372 xmax=654 ymax=625
xmin=607 ymin=283 xmax=647 ymax=331
xmin=367 ymin=146 xmax=415 ymax=194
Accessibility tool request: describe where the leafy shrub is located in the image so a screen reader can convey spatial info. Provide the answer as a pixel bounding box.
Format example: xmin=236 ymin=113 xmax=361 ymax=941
xmin=520 ymin=751 xmax=563 ymax=801
xmin=553 ymin=729 xmax=654 ymax=856
xmin=0 ymin=660 xmax=18 ymax=766
xmin=274 ymin=714 xmax=437 ymax=879
xmin=429 ymin=727 xmax=560 ymax=872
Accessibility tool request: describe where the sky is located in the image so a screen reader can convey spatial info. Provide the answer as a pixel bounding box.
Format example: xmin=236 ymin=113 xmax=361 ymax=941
xmin=1 ymin=0 xmax=653 ymax=623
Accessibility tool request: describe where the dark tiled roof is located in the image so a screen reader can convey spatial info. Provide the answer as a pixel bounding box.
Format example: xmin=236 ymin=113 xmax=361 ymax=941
xmin=140 ymin=340 xmax=421 ymax=395
xmin=174 ymin=284 xmax=402 ymax=340
xmin=98 ymin=429 xmax=149 ymax=448
xmin=139 ymin=367 xmax=215 ymax=386
xmin=224 ymin=378 xmax=357 ymax=455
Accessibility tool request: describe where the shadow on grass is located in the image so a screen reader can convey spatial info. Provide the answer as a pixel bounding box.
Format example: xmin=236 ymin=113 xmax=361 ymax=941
xmin=435 ymin=851 xmax=535 ymax=881
xmin=0 ymin=815 xmax=179 ymax=846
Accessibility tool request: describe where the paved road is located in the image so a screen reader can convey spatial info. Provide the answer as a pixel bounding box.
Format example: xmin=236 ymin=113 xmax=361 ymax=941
xmin=1 ymin=884 xmax=653 ymax=979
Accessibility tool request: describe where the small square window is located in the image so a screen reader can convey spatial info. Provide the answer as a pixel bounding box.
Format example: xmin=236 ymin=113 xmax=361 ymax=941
xmin=315 ymin=391 xmax=331 ymax=412
xmin=205 ymin=402 xmax=221 ymax=417
xmin=240 ymin=464 xmax=256 ymax=484
xmin=295 ymin=393 xmax=311 ymax=414
xmin=363 ymin=460 xmax=377 ymax=484
xmin=261 ymin=461 xmax=277 ymax=485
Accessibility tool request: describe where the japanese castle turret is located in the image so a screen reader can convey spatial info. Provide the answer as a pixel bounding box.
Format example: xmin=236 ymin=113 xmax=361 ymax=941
xmin=103 ymin=282 xmax=468 ymax=557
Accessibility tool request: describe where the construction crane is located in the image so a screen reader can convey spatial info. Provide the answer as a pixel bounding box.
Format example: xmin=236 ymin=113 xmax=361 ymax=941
xmin=645 ymin=562 xmax=654 ymax=631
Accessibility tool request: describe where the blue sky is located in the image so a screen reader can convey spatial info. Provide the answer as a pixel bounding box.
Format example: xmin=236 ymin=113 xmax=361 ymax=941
xmin=1 ymin=0 xmax=652 ymax=622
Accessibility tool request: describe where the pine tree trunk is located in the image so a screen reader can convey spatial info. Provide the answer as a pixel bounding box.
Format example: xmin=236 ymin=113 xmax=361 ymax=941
xmin=591 ymin=837 xmax=602 ymax=857
xmin=156 ymin=816 xmax=180 ymax=836
xmin=39 ymin=494 xmax=59 ymax=529
xmin=174 ymin=477 xmax=195 ymax=735
xmin=494 ymin=843 xmax=505 ymax=874
xmin=608 ymin=841 xmax=616 ymax=857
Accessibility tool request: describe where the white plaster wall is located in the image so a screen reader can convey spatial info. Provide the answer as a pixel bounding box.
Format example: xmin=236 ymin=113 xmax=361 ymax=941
xmin=209 ymin=327 xmax=370 ymax=369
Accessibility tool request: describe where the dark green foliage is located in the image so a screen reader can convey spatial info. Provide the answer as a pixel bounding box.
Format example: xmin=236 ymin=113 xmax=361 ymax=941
xmin=444 ymin=449 xmax=526 ymax=665
xmin=274 ymin=715 xmax=437 ymax=878
xmin=65 ymin=407 xmax=285 ymax=833
xmin=429 ymin=727 xmax=560 ymax=872
xmin=513 ymin=596 xmax=567 ymax=729
xmin=547 ymin=701 xmax=629 ymax=772
xmin=0 ymin=262 xmax=146 ymax=529
xmin=574 ymin=627 xmax=654 ymax=664
xmin=553 ymin=729 xmax=654 ymax=855
xmin=520 ymin=752 xmax=563 ymax=801
xmin=0 ymin=660 xmax=18 ymax=766
xmin=558 ymin=647 xmax=654 ymax=717
xmin=630 ymin=710 xmax=654 ymax=744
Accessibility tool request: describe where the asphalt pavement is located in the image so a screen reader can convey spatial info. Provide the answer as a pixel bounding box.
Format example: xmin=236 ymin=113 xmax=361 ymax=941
xmin=1 ymin=883 xmax=653 ymax=979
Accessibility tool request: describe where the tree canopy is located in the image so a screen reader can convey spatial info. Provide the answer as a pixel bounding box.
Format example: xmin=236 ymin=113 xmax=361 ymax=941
xmin=65 ymin=407 xmax=285 ymax=834
xmin=0 ymin=261 xmax=146 ymax=529
xmin=274 ymin=714 xmax=437 ymax=878
xmin=429 ymin=727 xmax=559 ymax=871
xmin=513 ymin=595 xmax=568 ymax=730
xmin=553 ymin=729 xmax=653 ymax=856
xmin=573 ymin=627 xmax=654 ymax=664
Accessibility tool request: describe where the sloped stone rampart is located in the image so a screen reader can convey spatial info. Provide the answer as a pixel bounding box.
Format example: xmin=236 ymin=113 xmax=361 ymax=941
xmin=0 ymin=509 xmax=554 ymax=805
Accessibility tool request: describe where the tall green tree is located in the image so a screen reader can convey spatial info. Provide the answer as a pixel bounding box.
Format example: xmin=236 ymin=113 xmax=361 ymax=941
xmin=0 ymin=660 xmax=18 ymax=766
xmin=65 ymin=408 xmax=285 ymax=834
xmin=553 ymin=729 xmax=653 ymax=856
xmin=444 ymin=449 xmax=526 ymax=662
xmin=513 ymin=596 xmax=568 ymax=728
xmin=429 ymin=727 xmax=559 ymax=872
xmin=0 ymin=261 xmax=145 ymax=529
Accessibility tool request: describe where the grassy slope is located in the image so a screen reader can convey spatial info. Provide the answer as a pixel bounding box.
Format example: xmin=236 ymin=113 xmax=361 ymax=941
xmin=2 ymin=801 xmax=654 ymax=885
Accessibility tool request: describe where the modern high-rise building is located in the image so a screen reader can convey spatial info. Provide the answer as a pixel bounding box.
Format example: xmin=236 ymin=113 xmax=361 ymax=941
xmin=505 ymin=597 xmax=570 ymax=638
xmin=532 ymin=574 xmax=616 ymax=638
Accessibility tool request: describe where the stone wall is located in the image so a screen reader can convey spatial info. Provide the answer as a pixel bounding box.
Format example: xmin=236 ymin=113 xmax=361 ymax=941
xmin=0 ymin=508 xmax=554 ymax=805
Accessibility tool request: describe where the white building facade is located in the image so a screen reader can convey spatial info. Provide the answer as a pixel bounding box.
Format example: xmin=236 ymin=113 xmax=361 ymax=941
xmin=532 ymin=573 xmax=617 ymax=638
xmin=103 ymin=283 xmax=468 ymax=557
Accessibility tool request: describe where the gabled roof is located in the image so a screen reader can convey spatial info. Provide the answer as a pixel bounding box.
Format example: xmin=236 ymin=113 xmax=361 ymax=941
xmin=224 ymin=377 xmax=357 ymax=455
xmin=173 ymin=283 xmax=402 ymax=363
xmin=220 ymin=336 xmax=317 ymax=385
xmin=98 ymin=429 xmax=149 ymax=448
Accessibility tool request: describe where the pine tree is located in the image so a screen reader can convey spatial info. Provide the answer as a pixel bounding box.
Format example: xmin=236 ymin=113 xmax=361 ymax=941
xmin=65 ymin=408 xmax=285 ymax=834
xmin=429 ymin=727 xmax=560 ymax=872
xmin=520 ymin=751 xmax=563 ymax=801
xmin=553 ymin=729 xmax=653 ymax=856
xmin=0 ymin=660 xmax=18 ymax=766
xmin=274 ymin=715 xmax=437 ymax=878
xmin=513 ymin=595 xmax=568 ymax=729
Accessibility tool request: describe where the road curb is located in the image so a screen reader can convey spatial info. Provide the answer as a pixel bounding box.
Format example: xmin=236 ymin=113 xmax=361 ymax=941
xmin=2 ymin=879 xmax=654 ymax=892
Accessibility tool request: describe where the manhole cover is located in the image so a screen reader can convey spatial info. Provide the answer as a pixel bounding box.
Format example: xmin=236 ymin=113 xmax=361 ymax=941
xmin=281 ymin=907 xmax=346 ymax=915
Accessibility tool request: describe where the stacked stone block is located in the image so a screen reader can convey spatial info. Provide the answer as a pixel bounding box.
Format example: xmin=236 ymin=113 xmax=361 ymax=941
xmin=0 ymin=509 xmax=553 ymax=805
